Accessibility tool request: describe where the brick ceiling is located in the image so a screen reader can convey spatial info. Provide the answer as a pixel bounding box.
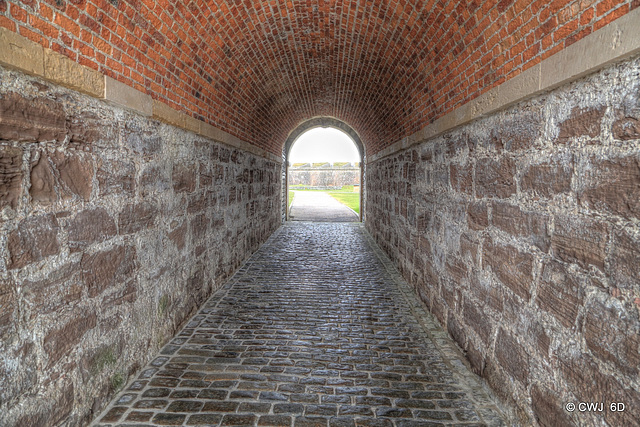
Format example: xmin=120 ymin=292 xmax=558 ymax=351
xmin=2 ymin=0 xmax=633 ymax=154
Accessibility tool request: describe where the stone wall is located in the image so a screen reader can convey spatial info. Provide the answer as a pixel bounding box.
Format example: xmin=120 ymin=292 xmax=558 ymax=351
xmin=366 ymin=55 xmax=640 ymax=426
xmin=0 ymin=66 xmax=281 ymax=426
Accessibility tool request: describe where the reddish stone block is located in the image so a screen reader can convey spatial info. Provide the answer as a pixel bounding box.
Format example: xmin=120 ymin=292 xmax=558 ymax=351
xmin=50 ymin=151 xmax=93 ymax=201
xmin=520 ymin=158 xmax=573 ymax=198
xmin=609 ymin=228 xmax=640 ymax=290
xmin=22 ymin=261 xmax=82 ymax=317
xmin=495 ymin=328 xmax=529 ymax=386
xmin=0 ymin=278 xmax=15 ymax=338
xmin=578 ymin=156 xmax=640 ymax=220
xmin=475 ymin=157 xmax=516 ymax=199
xmin=67 ymin=208 xmax=117 ymax=252
xmin=551 ymin=216 xmax=608 ymax=271
xmin=29 ymin=152 xmax=56 ymax=204
xmin=492 ymin=202 xmax=549 ymax=251
xmin=492 ymin=107 xmax=543 ymax=151
xmin=530 ymin=384 xmax=572 ymax=427
xmin=0 ymin=146 xmax=23 ymax=210
xmin=483 ymin=239 xmax=533 ymax=301
xmin=536 ymin=260 xmax=584 ymax=329
xmin=584 ymin=299 xmax=640 ymax=375
xmin=81 ymin=245 xmax=136 ymax=298
xmin=450 ymin=163 xmax=472 ymax=194
xmin=168 ymin=222 xmax=187 ymax=250
xmin=612 ymin=116 xmax=640 ymax=140
xmin=173 ymin=163 xmax=196 ymax=193
xmin=8 ymin=214 xmax=60 ymax=269
xmin=43 ymin=312 xmax=97 ymax=367
xmin=118 ymin=202 xmax=158 ymax=234
xmin=466 ymin=202 xmax=488 ymax=230
xmin=463 ymin=299 xmax=491 ymax=344
xmin=557 ymin=106 xmax=605 ymax=143
xmin=0 ymin=92 xmax=66 ymax=143
xmin=97 ymin=158 xmax=135 ymax=196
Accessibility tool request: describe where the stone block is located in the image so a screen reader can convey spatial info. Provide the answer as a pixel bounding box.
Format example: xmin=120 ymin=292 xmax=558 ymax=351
xmin=0 ymin=278 xmax=15 ymax=338
xmin=577 ymin=155 xmax=640 ymax=220
xmin=557 ymin=106 xmax=605 ymax=143
xmin=140 ymin=164 xmax=170 ymax=196
xmin=67 ymin=208 xmax=117 ymax=252
xmin=463 ymin=299 xmax=491 ymax=344
xmin=44 ymin=49 xmax=104 ymax=97
xmin=68 ymin=110 xmax=118 ymax=148
xmin=584 ymin=298 xmax=640 ymax=375
xmin=449 ymin=163 xmax=472 ymax=194
xmin=609 ymin=228 xmax=640 ymax=290
xmin=82 ymin=245 xmax=136 ymax=298
xmin=0 ymin=146 xmax=23 ymax=209
xmin=97 ymin=158 xmax=135 ymax=196
xmin=612 ymin=116 xmax=640 ymax=140
xmin=29 ymin=152 xmax=56 ymax=204
xmin=495 ymin=328 xmax=529 ymax=387
xmin=0 ymin=26 xmax=44 ymax=76
xmin=520 ymin=158 xmax=573 ymax=198
xmin=118 ymin=202 xmax=158 ymax=234
xmin=22 ymin=261 xmax=82 ymax=317
xmin=530 ymin=384 xmax=572 ymax=427
xmin=491 ymin=202 xmax=549 ymax=251
xmin=8 ymin=214 xmax=60 ymax=269
xmin=551 ymin=216 xmax=608 ymax=271
xmin=152 ymin=100 xmax=185 ymax=128
xmin=172 ymin=163 xmax=196 ymax=193
xmin=43 ymin=312 xmax=97 ymax=367
xmin=50 ymin=151 xmax=93 ymax=201
xmin=105 ymin=76 xmax=152 ymax=116
xmin=475 ymin=157 xmax=516 ymax=199
xmin=168 ymin=223 xmax=187 ymax=250
xmin=483 ymin=239 xmax=533 ymax=301
xmin=536 ymin=260 xmax=584 ymax=329
xmin=492 ymin=107 xmax=543 ymax=151
xmin=0 ymin=92 xmax=66 ymax=143
xmin=466 ymin=202 xmax=488 ymax=230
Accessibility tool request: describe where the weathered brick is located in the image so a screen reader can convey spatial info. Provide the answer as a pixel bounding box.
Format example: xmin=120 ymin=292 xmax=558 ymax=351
xmin=67 ymin=208 xmax=117 ymax=252
xmin=557 ymin=106 xmax=605 ymax=142
xmin=520 ymin=158 xmax=573 ymax=198
xmin=578 ymin=156 xmax=640 ymax=219
xmin=0 ymin=92 xmax=66 ymax=143
xmin=0 ymin=146 xmax=23 ymax=209
xmin=584 ymin=299 xmax=640 ymax=375
xmin=483 ymin=239 xmax=533 ymax=301
xmin=536 ymin=261 xmax=584 ymax=329
xmin=495 ymin=328 xmax=529 ymax=386
xmin=8 ymin=214 xmax=60 ymax=269
xmin=551 ymin=216 xmax=608 ymax=270
xmin=82 ymin=245 xmax=136 ymax=298
xmin=475 ymin=157 xmax=516 ymax=199
xmin=43 ymin=312 xmax=97 ymax=367
xmin=491 ymin=202 xmax=549 ymax=251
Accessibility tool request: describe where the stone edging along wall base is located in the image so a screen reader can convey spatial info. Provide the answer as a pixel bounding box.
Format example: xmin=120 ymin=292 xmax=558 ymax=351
xmin=0 ymin=26 xmax=282 ymax=164
xmin=370 ymin=6 xmax=640 ymax=164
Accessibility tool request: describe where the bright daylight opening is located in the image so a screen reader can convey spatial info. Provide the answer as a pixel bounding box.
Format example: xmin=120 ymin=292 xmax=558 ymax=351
xmin=288 ymin=128 xmax=361 ymax=222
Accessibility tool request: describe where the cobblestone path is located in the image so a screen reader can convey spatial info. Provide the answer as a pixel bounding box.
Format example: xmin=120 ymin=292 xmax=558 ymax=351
xmin=94 ymin=223 xmax=508 ymax=427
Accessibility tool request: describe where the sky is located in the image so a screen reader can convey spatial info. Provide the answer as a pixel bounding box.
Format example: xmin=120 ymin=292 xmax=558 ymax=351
xmin=289 ymin=127 xmax=360 ymax=164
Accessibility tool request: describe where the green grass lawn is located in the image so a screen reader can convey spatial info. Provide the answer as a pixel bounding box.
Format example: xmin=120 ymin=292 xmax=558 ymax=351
xmin=326 ymin=191 xmax=360 ymax=215
xmin=288 ymin=190 xmax=294 ymax=209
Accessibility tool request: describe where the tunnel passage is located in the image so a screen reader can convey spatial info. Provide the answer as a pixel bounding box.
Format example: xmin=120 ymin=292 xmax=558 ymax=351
xmin=1 ymin=1 xmax=640 ymax=426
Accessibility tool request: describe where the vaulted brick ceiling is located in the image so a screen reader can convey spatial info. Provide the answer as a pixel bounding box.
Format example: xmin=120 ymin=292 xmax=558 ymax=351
xmin=6 ymin=0 xmax=621 ymax=154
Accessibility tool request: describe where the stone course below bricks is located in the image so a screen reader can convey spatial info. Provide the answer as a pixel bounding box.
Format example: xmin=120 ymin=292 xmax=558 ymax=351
xmin=93 ymin=223 xmax=509 ymax=426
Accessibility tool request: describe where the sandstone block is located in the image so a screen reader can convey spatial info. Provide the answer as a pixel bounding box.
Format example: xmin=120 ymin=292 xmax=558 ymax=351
xmin=469 ymin=276 xmax=503 ymax=314
xmin=29 ymin=152 xmax=56 ymax=204
xmin=44 ymin=312 xmax=97 ymax=367
xmin=449 ymin=163 xmax=472 ymax=194
xmin=536 ymin=260 xmax=584 ymax=329
xmin=0 ymin=278 xmax=15 ymax=338
xmin=530 ymin=384 xmax=572 ymax=427
xmin=584 ymin=299 xmax=640 ymax=375
xmin=609 ymin=229 xmax=640 ymax=289
xmin=172 ymin=163 xmax=196 ymax=193
xmin=0 ymin=146 xmax=23 ymax=209
xmin=0 ymin=26 xmax=44 ymax=76
xmin=118 ymin=202 xmax=158 ymax=234
xmin=0 ymin=92 xmax=66 ymax=142
xmin=466 ymin=201 xmax=488 ymax=230
xmin=578 ymin=156 xmax=640 ymax=220
xmin=495 ymin=328 xmax=529 ymax=386
xmin=492 ymin=107 xmax=543 ymax=151
xmin=22 ymin=261 xmax=82 ymax=317
xmin=520 ymin=159 xmax=573 ymax=198
xmin=124 ymin=121 xmax=161 ymax=156
xmin=483 ymin=239 xmax=533 ymax=301
xmin=475 ymin=157 xmax=516 ymax=199
xmin=68 ymin=110 xmax=118 ymax=148
xmin=82 ymin=245 xmax=136 ymax=298
xmin=51 ymin=151 xmax=93 ymax=200
xmin=140 ymin=164 xmax=170 ymax=196
xmin=8 ymin=214 xmax=60 ymax=269
xmin=612 ymin=116 xmax=640 ymax=140
xmin=97 ymin=158 xmax=135 ymax=196
xmin=463 ymin=299 xmax=491 ymax=344
xmin=105 ymin=76 xmax=152 ymax=115
xmin=491 ymin=202 xmax=549 ymax=251
xmin=551 ymin=216 xmax=608 ymax=271
xmin=44 ymin=49 xmax=104 ymax=97
xmin=67 ymin=208 xmax=117 ymax=252
xmin=168 ymin=223 xmax=187 ymax=250
xmin=557 ymin=106 xmax=605 ymax=143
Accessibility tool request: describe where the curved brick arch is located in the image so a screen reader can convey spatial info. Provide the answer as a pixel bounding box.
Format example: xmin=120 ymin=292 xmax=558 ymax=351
xmin=2 ymin=1 xmax=634 ymax=156
xmin=282 ymin=117 xmax=366 ymax=222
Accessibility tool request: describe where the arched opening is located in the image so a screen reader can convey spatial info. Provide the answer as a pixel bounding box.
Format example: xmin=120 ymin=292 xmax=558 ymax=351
xmin=282 ymin=118 xmax=366 ymax=223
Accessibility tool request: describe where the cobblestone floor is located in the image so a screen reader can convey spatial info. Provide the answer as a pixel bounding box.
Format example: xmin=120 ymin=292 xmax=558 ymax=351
xmin=94 ymin=223 xmax=509 ymax=427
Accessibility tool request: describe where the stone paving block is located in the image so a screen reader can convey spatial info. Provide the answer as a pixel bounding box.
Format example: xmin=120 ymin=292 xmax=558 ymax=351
xmin=91 ymin=223 xmax=508 ymax=426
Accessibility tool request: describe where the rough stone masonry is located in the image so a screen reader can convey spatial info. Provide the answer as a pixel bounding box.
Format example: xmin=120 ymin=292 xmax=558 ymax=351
xmin=0 ymin=65 xmax=281 ymax=426
xmin=366 ymin=55 xmax=640 ymax=426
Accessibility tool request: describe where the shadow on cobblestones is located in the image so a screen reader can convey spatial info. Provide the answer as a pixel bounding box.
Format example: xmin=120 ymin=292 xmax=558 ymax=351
xmin=93 ymin=223 xmax=511 ymax=426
